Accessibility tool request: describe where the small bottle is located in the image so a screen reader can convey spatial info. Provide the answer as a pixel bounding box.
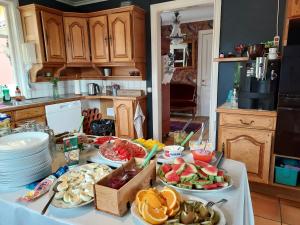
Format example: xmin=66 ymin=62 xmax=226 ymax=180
xmin=231 ymin=88 xmax=238 ymax=108
xmin=15 ymin=86 xmax=22 ymax=101
xmin=2 ymin=85 xmax=11 ymax=102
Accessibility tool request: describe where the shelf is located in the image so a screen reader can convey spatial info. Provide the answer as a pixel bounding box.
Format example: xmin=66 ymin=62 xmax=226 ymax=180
xmin=214 ymin=57 xmax=249 ymax=62
xmin=271 ymin=182 xmax=300 ymax=191
xmin=274 ymin=154 xmax=300 ymax=160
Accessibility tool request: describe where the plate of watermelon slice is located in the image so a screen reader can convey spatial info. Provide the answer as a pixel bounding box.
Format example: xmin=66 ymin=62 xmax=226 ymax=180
xmin=158 ymin=157 xmax=233 ymax=192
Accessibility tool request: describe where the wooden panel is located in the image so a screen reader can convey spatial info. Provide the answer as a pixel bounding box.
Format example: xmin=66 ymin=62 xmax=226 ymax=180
xmin=19 ymin=7 xmax=45 ymax=63
xmin=288 ymin=0 xmax=300 ymax=18
xmin=218 ymin=126 xmax=273 ymax=184
xmin=219 ymin=113 xmax=276 ymax=130
xmin=64 ymin=17 xmax=90 ymax=63
xmin=162 ymin=84 xmax=170 ymax=137
xmin=14 ymin=106 xmax=45 ymax=121
xmin=108 ymin=12 xmax=132 ymax=62
xmin=41 ymin=11 xmax=66 ymax=62
xmin=113 ymin=99 xmax=134 ymax=138
xmin=132 ymin=10 xmax=145 ymax=62
xmin=15 ymin=116 xmax=46 ymax=127
xmin=89 ymin=16 xmax=110 ymax=63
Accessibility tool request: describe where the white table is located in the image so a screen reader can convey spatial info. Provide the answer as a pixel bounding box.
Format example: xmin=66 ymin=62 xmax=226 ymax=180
xmin=0 ymin=151 xmax=254 ymax=225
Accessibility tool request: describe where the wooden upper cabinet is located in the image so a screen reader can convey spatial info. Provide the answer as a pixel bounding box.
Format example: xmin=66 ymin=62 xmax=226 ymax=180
xmin=219 ymin=126 xmax=273 ymax=184
xmin=108 ymin=12 xmax=132 ymax=62
xmin=288 ymin=0 xmax=300 ymax=18
xmin=41 ymin=11 xmax=66 ymax=63
xmin=64 ymin=17 xmax=90 ymax=63
xmin=114 ymin=99 xmax=134 ymax=139
xmin=89 ymin=16 xmax=110 ymax=63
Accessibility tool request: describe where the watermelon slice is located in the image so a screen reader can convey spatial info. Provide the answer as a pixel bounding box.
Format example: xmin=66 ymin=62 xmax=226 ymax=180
xmin=174 ymin=157 xmax=185 ymax=164
xmin=194 ymin=160 xmax=209 ymax=168
xmin=217 ymin=170 xmax=225 ymax=176
xmin=198 ymin=169 xmax=209 ymax=179
xmin=160 ymin=164 xmax=172 ymax=175
xmin=216 ymin=182 xmax=229 ymax=187
xmin=202 ymin=183 xmax=218 ymax=190
xmin=172 ymin=163 xmax=186 ymax=175
xmin=202 ymin=165 xmax=218 ymax=176
xmin=186 ymin=163 xmax=198 ymax=173
xmin=180 ymin=169 xmax=198 ymax=182
xmin=165 ymin=171 xmax=180 ymax=184
xmin=177 ymin=182 xmax=193 ymax=189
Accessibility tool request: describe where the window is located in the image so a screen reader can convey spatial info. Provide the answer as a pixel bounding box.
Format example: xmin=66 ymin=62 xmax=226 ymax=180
xmin=0 ymin=1 xmax=28 ymax=98
xmin=0 ymin=5 xmax=16 ymax=94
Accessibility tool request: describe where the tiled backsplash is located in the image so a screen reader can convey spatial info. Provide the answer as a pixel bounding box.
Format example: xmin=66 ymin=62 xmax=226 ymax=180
xmin=29 ymin=80 xmax=147 ymax=98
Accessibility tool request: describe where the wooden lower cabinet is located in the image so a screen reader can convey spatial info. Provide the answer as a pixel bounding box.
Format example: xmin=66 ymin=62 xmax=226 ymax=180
xmin=113 ymin=97 xmax=147 ymax=139
xmin=217 ymin=105 xmax=277 ymax=184
xmin=218 ymin=126 xmax=273 ymax=184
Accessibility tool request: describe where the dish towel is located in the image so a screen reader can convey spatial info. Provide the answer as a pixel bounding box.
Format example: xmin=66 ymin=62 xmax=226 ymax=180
xmin=134 ymin=103 xmax=145 ymax=138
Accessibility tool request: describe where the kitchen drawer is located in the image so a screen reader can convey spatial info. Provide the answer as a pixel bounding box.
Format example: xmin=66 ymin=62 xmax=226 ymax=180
xmin=219 ymin=113 xmax=276 ymax=130
xmin=14 ymin=106 xmax=45 ymax=121
xmin=15 ymin=116 xmax=46 ymax=127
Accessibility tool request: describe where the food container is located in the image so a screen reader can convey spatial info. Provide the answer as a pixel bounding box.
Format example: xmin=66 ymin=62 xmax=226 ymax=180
xmin=163 ymin=145 xmax=184 ymax=158
xmin=173 ymin=130 xmax=187 ymax=145
xmin=63 ymin=135 xmax=80 ymax=167
xmin=94 ymin=158 xmax=156 ymax=216
xmin=0 ymin=113 xmax=11 ymax=128
xmin=191 ymin=149 xmax=215 ymax=163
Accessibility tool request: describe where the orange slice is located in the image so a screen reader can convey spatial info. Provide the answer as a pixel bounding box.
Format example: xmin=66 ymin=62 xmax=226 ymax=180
xmin=167 ymin=201 xmax=180 ymax=216
xmin=142 ymin=203 xmax=168 ymax=225
xmin=141 ymin=193 xmax=162 ymax=208
xmin=136 ymin=190 xmax=148 ymax=205
xmin=160 ymin=188 xmax=178 ymax=210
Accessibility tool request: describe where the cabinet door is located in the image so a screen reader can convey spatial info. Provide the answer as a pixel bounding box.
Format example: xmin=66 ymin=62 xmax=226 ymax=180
xmin=64 ymin=17 xmax=90 ymax=63
xmin=114 ymin=100 xmax=134 ymax=139
xmin=289 ymin=0 xmax=300 ymax=17
xmin=89 ymin=16 xmax=110 ymax=63
xmin=219 ymin=126 xmax=273 ymax=184
xmin=108 ymin=12 xmax=132 ymax=62
xmin=41 ymin=11 xmax=66 ymax=63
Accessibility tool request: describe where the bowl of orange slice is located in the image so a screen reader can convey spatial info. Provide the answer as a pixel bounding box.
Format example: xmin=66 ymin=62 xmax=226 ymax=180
xmin=131 ymin=187 xmax=226 ymax=225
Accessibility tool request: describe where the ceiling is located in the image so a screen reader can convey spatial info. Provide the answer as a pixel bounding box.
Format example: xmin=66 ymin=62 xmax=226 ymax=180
xmin=55 ymin=0 xmax=108 ymax=7
xmin=161 ymin=4 xmax=214 ymax=26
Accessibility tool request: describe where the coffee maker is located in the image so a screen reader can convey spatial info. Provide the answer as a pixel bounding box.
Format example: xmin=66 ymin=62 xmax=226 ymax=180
xmin=238 ymin=58 xmax=281 ymax=110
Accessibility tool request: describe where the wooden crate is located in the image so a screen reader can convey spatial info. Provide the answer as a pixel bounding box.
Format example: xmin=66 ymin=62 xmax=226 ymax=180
xmin=94 ymin=158 xmax=156 ymax=216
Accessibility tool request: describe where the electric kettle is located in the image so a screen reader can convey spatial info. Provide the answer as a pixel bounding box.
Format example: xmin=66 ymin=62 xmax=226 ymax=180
xmin=87 ymin=83 xmax=102 ymax=96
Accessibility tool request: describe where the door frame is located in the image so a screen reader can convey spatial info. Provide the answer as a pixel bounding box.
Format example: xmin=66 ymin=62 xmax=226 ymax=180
xmin=150 ymin=0 xmax=221 ymax=148
xmin=197 ymin=29 xmax=213 ymax=117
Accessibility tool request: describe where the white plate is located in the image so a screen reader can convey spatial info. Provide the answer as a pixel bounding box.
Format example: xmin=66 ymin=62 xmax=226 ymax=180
xmin=0 ymin=132 xmax=49 ymax=152
xmin=131 ymin=194 xmax=226 ymax=225
xmin=98 ymin=139 xmax=148 ymax=164
xmin=159 ymin=176 xmax=233 ymax=193
xmin=49 ymin=163 xmax=112 ymax=209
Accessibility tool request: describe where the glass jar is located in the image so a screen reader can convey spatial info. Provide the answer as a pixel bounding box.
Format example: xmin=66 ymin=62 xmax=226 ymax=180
xmin=52 ymin=84 xmax=59 ymax=99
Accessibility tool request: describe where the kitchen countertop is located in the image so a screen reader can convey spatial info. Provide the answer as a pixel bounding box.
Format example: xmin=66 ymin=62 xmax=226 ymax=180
xmin=216 ymin=103 xmax=277 ymax=116
xmin=0 ymin=93 xmax=147 ymax=113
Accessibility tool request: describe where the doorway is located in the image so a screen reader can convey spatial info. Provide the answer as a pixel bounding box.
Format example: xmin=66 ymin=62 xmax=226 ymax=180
xmin=151 ymin=0 xmax=221 ymax=148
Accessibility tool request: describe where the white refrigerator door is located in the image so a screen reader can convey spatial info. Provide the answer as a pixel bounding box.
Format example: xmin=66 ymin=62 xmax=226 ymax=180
xmin=45 ymin=101 xmax=82 ymax=134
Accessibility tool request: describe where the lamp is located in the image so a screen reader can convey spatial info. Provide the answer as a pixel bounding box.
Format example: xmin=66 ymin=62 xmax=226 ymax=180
xmin=169 ymin=11 xmax=186 ymax=45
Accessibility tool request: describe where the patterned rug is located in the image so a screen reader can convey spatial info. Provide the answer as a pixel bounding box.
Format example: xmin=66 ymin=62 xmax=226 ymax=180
xmin=170 ymin=121 xmax=202 ymax=133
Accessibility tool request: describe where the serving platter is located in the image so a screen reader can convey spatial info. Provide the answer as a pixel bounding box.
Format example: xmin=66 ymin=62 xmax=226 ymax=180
xmin=159 ymin=175 xmax=233 ymax=193
xmin=131 ymin=194 xmax=226 ymax=225
xmin=49 ymin=163 xmax=112 ymax=208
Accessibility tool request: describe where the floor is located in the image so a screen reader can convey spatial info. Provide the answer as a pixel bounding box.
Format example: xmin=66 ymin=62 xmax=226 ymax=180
xmin=251 ymin=191 xmax=300 ymax=225
xmin=164 ymin=114 xmax=209 ymax=144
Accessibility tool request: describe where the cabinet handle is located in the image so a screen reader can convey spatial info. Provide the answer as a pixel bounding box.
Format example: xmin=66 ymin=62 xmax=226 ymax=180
xmin=104 ymin=37 xmax=109 ymax=46
xmin=240 ymin=119 xmax=254 ymax=126
xmin=109 ymin=35 xmax=112 ymax=45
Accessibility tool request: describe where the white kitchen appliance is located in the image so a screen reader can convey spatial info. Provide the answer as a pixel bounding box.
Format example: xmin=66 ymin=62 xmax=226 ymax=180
xmin=45 ymin=101 xmax=82 ymax=134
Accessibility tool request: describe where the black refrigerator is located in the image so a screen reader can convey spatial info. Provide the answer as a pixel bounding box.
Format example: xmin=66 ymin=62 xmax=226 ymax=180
xmin=274 ymin=19 xmax=300 ymax=157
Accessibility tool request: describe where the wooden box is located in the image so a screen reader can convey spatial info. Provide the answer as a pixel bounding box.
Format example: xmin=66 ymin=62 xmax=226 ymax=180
xmin=94 ymin=158 xmax=156 ymax=216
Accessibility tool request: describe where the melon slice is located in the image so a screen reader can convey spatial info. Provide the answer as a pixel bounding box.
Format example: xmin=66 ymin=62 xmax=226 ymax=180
xmin=194 ymin=160 xmax=209 ymax=168
xmin=173 ymin=157 xmax=185 ymax=164
xmin=201 ymin=165 xmax=218 ymax=176
xmin=160 ymin=164 xmax=172 ymax=175
xmin=172 ymin=163 xmax=186 ymax=175
xmin=165 ymin=171 xmax=180 ymax=184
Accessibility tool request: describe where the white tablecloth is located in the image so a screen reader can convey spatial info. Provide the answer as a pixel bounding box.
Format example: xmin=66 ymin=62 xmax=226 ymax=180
xmin=0 ymin=156 xmax=254 ymax=225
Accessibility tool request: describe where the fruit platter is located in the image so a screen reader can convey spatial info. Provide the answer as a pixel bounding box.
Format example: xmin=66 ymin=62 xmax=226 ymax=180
xmin=49 ymin=163 xmax=112 ymax=208
xmin=98 ymin=138 xmax=148 ymax=164
xmin=131 ymin=187 xmax=226 ymax=225
xmin=158 ymin=158 xmax=232 ymax=192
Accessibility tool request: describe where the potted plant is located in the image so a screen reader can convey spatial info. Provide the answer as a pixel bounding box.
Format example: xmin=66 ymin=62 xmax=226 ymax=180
xmin=50 ymin=77 xmax=59 ymax=99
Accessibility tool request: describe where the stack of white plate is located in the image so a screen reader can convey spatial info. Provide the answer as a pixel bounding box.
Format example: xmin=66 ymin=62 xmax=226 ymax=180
xmin=0 ymin=132 xmax=52 ymax=191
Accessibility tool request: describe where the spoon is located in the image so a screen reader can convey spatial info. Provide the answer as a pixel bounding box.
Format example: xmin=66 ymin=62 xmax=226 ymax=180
xmin=41 ymin=181 xmax=62 ymax=215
